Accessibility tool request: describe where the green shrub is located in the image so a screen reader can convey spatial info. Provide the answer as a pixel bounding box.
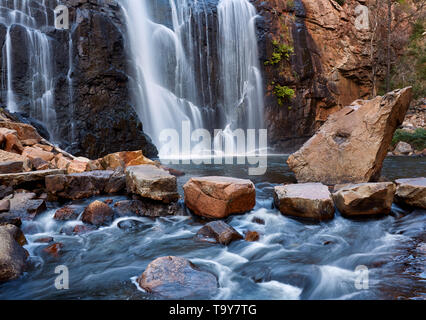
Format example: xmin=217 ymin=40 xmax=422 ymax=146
xmin=392 ymin=128 xmax=426 ymax=150
xmin=273 ymin=84 xmax=295 ymax=106
xmin=336 ymin=0 xmax=345 ymax=6
xmin=264 ymin=40 xmax=294 ymax=66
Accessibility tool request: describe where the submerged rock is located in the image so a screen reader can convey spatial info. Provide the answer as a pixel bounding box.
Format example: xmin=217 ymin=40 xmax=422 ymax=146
xmin=43 ymin=243 xmax=64 ymax=258
xmin=0 ymin=224 xmax=28 ymax=282
xmin=6 ymin=192 xmax=46 ymax=220
xmin=195 ymin=221 xmax=243 ymax=245
xmin=395 ymin=178 xmax=426 ymax=209
xmin=82 ymin=200 xmax=114 ymax=226
xmin=34 ymin=237 xmax=54 ymax=244
xmin=287 ymin=88 xmax=413 ymax=184
xmin=73 ymin=224 xmax=95 ymax=235
xmin=125 ymin=165 xmax=179 ymax=203
xmin=274 ymin=183 xmax=335 ymax=221
xmin=245 ymin=230 xmax=260 ymax=242
xmin=114 ymin=199 xmax=184 ymax=217
xmin=137 ymin=256 xmax=218 ymax=299
xmin=332 ymin=182 xmax=396 ymax=217
xmin=183 ymin=176 xmax=256 ymax=219
xmin=53 ymin=206 xmax=80 ymax=221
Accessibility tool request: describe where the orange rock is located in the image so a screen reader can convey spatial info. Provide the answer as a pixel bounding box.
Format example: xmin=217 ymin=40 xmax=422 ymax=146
xmin=0 ymin=121 xmax=42 ymax=143
xmin=287 ymin=88 xmax=413 ymax=184
xmin=183 ymin=176 xmax=256 ymax=219
xmin=22 ymin=146 xmax=54 ymax=162
xmin=67 ymin=160 xmax=88 ymax=174
xmin=245 ymin=231 xmax=260 ymax=242
xmin=101 ymin=150 xmax=154 ymax=169
xmin=81 ymin=200 xmax=114 ymax=226
xmin=34 ymin=144 xmax=53 ymax=152
xmin=43 ymin=243 xmax=63 ymax=257
xmin=21 ymin=139 xmax=39 ymax=146
xmin=54 ymin=154 xmax=72 ymax=170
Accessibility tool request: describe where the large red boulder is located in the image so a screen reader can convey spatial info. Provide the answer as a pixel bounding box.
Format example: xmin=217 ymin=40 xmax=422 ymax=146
xmin=183 ymin=176 xmax=256 ymax=219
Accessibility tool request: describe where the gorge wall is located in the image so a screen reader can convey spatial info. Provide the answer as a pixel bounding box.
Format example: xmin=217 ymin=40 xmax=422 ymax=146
xmin=0 ymin=0 xmax=158 ymax=159
xmin=254 ymin=0 xmax=374 ymax=152
xmin=0 ymin=0 xmax=380 ymax=157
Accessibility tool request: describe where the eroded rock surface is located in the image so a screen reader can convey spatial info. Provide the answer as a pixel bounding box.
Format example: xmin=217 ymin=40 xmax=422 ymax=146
xmin=287 ymin=88 xmax=413 ymax=184
xmin=137 ymin=256 xmax=218 ymax=299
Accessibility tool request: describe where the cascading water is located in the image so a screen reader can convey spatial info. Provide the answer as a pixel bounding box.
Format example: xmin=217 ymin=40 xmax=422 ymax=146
xmin=0 ymin=0 xmax=57 ymax=138
xmin=122 ymin=0 xmax=264 ymax=158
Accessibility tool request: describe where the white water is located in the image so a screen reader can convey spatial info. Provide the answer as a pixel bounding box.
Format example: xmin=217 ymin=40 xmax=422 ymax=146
xmin=0 ymin=0 xmax=57 ymax=137
xmin=122 ymin=0 xmax=264 ymax=158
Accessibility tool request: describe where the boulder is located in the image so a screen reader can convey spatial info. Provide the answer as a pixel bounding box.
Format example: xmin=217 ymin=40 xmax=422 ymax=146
xmin=29 ymin=157 xmax=50 ymax=171
xmin=274 ymin=183 xmax=335 ymax=221
xmin=22 ymin=146 xmax=54 ymax=162
xmin=0 ymin=169 xmax=65 ymax=187
xmin=183 ymin=176 xmax=256 ymax=219
xmin=195 ymin=221 xmax=243 ymax=245
xmin=394 ymin=178 xmax=426 ymax=209
xmin=332 ymin=182 xmax=396 ymax=217
xmin=114 ymin=199 xmax=184 ymax=217
xmin=245 ymin=230 xmax=260 ymax=242
xmin=54 ymin=154 xmax=72 ymax=170
xmin=0 ymin=199 xmax=10 ymax=212
xmin=287 ymin=88 xmax=413 ymax=184
xmin=45 ymin=170 xmax=124 ymax=200
xmin=100 ymin=150 xmax=154 ymax=170
xmin=53 ymin=206 xmax=80 ymax=221
xmin=137 ymin=256 xmax=217 ymax=299
xmin=0 ymin=224 xmax=28 ymax=282
xmin=6 ymin=192 xmax=46 ymax=220
xmin=104 ymin=168 xmax=126 ymax=194
xmin=125 ymin=165 xmax=179 ymax=203
xmin=0 ymin=121 xmax=42 ymax=143
xmin=0 ymin=161 xmax=24 ymax=174
xmin=0 ymin=149 xmax=25 ymax=163
xmin=81 ymin=200 xmax=114 ymax=226
xmin=394 ymin=141 xmax=413 ymax=155
xmin=0 ymin=128 xmax=23 ymax=154
xmin=67 ymin=159 xmax=89 ymax=174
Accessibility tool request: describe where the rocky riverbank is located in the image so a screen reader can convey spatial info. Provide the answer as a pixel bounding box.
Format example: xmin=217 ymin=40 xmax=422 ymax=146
xmin=0 ymin=88 xmax=425 ymax=299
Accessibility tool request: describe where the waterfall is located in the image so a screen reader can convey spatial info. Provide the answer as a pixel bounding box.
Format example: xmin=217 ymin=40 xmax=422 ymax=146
xmin=0 ymin=0 xmax=57 ymax=138
xmin=122 ymin=0 xmax=264 ymax=158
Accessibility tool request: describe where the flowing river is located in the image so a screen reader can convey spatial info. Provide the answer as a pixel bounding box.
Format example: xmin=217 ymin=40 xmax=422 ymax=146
xmin=0 ymin=156 xmax=424 ymax=300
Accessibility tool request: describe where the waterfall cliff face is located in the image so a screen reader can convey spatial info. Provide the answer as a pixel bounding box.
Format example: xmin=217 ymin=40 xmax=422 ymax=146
xmin=122 ymin=0 xmax=264 ymax=157
xmin=0 ymin=0 xmax=58 ymax=139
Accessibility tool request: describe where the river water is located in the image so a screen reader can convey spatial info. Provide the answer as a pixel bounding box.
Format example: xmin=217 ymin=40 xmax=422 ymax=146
xmin=0 ymin=156 xmax=425 ymax=300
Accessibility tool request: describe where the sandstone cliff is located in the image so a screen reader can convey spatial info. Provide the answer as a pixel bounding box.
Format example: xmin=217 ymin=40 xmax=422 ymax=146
xmin=254 ymin=0 xmax=379 ymax=152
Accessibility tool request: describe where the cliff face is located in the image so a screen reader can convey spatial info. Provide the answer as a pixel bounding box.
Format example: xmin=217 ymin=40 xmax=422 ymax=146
xmin=0 ymin=0 xmax=383 ymax=156
xmin=254 ymin=0 xmax=374 ymax=152
xmin=54 ymin=0 xmax=158 ymax=159
xmin=0 ymin=0 xmax=158 ymax=159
